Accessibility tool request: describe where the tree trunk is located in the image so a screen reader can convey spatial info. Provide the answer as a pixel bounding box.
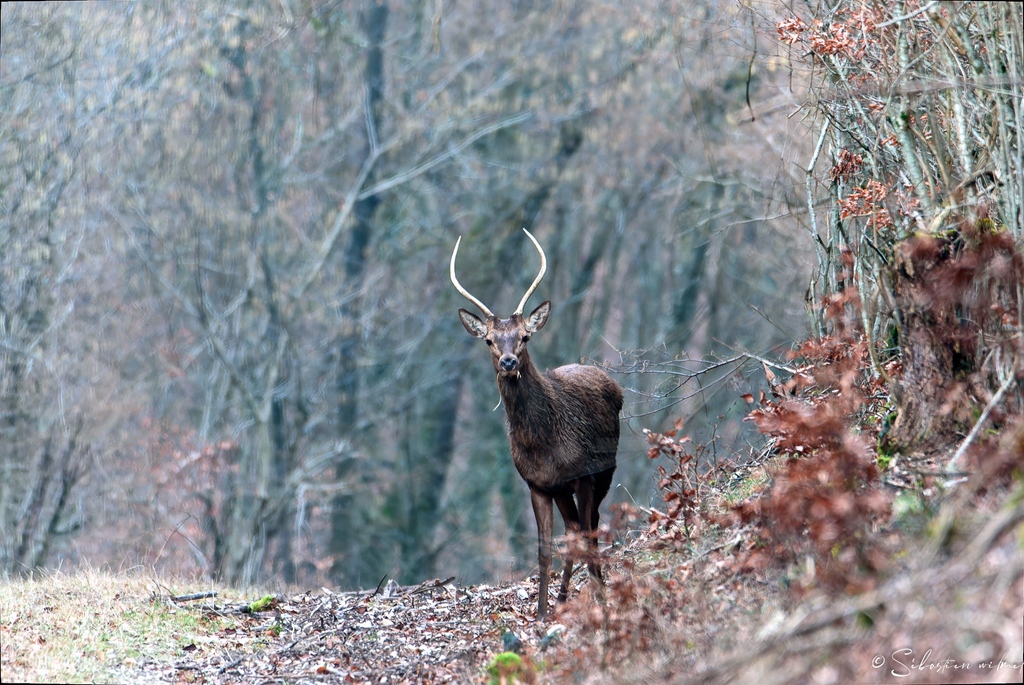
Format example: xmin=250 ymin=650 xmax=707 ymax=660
xmin=885 ymin=235 xmax=978 ymax=452
xmin=330 ymin=0 xmax=389 ymax=583
xmin=396 ymin=373 xmax=463 ymax=582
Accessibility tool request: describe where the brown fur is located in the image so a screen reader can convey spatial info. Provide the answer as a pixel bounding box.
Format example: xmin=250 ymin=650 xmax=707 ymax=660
xmin=458 ymin=304 xmax=622 ymax=619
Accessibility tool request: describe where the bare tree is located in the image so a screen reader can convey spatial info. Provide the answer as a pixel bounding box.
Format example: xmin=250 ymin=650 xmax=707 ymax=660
xmin=1 ymin=0 xmax=819 ymax=587
xmin=783 ymin=0 xmax=1023 ymax=451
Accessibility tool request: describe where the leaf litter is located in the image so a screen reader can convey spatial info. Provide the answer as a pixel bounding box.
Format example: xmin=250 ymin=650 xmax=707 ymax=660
xmin=144 ymin=574 xmax=556 ymax=684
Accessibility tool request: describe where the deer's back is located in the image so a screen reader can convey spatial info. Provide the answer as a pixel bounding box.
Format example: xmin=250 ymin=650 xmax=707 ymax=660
xmin=515 ymin=364 xmax=621 ymax=488
xmin=546 ymin=364 xmax=623 ymax=424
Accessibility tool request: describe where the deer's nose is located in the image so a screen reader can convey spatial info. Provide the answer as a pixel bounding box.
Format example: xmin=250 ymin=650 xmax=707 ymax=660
xmin=500 ymin=356 xmax=518 ymax=372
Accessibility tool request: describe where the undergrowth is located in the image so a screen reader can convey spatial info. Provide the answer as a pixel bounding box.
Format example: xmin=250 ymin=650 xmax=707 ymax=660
xmin=545 ymin=226 xmax=1022 ymax=684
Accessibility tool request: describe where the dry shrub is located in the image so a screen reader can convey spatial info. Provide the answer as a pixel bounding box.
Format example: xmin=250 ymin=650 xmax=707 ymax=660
xmin=781 ymin=0 xmax=1024 ymax=456
xmin=719 ymin=268 xmax=892 ymax=593
xmin=549 ymin=2 xmax=1024 ymax=677
xmin=548 ymin=554 xmax=706 ymax=681
xmin=642 ymin=419 xmax=706 ymax=549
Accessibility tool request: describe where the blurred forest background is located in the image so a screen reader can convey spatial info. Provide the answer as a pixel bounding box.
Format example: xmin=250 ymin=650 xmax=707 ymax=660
xmin=2 ymin=0 xmax=1018 ymax=594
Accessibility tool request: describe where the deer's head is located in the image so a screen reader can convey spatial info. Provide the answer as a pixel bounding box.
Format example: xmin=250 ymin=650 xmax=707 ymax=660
xmin=450 ymin=229 xmax=550 ymax=379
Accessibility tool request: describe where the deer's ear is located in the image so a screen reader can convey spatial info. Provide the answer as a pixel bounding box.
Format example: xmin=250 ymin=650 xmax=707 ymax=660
xmin=458 ymin=308 xmax=489 ymax=338
xmin=525 ymin=301 xmax=550 ymax=333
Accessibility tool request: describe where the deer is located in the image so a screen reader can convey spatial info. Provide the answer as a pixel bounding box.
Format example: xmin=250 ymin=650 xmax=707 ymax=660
xmin=450 ymin=228 xmax=622 ymax=620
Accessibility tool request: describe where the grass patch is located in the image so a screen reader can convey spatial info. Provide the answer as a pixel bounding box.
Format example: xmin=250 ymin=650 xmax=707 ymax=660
xmin=0 ymin=567 xmax=241 ymax=683
xmin=719 ymin=464 xmax=772 ymax=506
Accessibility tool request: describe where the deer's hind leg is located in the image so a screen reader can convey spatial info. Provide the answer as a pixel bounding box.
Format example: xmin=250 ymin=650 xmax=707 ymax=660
xmin=587 ymin=467 xmax=615 ymax=582
xmin=572 ymin=475 xmax=604 ymax=583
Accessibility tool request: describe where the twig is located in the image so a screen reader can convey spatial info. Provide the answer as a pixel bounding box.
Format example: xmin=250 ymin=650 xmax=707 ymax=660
xmin=170 ymin=591 xmax=219 ymax=603
xmin=216 ymin=658 xmax=244 ymax=674
xmin=805 ymin=118 xmax=830 ymax=243
xmin=356 ymin=110 xmax=534 ymax=199
xmin=292 ymin=148 xmax=379 ymax=299
xmin=894 ymin=0 xmax=935 ymax=216
xmin=689 ymin=531 xmax=746 ymax=563
xmin=945 ymin=369 xmax=1016 ymax=473
xmin=381 ymin=576 xmax=459 ymax=598
xmin=371 ymin=573 xmax=389 ymax=597
xmin=875 ymin=0 xmax=938 ymax=29
xmin=963 ymin=500 xmax=1024 ymax=566
xmin=408 ymin=576 xmax=456 ymax=595
xmin=806 ymin=119 xmax=830 ymax=338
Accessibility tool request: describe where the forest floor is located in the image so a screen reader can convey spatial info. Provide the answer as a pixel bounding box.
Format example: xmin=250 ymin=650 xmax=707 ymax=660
xmin=2 ymin=469 xmax=1022 ymax=684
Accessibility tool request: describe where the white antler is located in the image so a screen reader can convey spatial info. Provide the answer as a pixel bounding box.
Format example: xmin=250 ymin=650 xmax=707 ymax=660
xmin=450 ymin=236 xmax=494 ymax=318
xmin=513 ymin=229 xmax=547 ymax=315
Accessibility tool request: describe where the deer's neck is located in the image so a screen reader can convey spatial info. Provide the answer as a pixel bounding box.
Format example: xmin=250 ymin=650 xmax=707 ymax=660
xmin=497 ymin=355 xmax=556 ymax=440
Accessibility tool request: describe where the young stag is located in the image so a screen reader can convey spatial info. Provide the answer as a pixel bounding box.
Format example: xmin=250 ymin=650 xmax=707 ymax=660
xmin=450 ymin=229 xmax=622 ymax=620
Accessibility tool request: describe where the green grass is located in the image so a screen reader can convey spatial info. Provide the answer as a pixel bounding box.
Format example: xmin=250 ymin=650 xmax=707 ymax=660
xmin=0 ymin=568 xmax=242 ymax=683
xmin=718 ymin=462 xmax=774 ymax=507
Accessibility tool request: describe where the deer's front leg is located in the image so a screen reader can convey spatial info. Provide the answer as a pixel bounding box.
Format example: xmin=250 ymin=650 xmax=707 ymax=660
xmin=530 ymin=488 xmax=555 ymax=620
xmin=554 ymin=491 xmax=581 ymax=603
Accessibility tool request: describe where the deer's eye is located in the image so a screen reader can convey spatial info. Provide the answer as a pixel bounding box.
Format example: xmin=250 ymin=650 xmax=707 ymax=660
xmin=521 ymin=335 xmax=530 ymax=343
xmin=485 ymin=339 xmax=494 ymax=346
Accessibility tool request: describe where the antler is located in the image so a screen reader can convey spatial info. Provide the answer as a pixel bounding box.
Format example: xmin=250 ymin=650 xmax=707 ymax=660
xmin=450 ymin=229 xmax=546 ymax=318
xmin=450 ymin=236 xmax=494 ymax=318
xmin=514 ymin=229 xmax=546 ymax=315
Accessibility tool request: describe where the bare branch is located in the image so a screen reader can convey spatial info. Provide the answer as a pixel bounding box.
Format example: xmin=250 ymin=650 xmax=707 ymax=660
xmin=945 ymin=365 xmax=1018 ymax=473
xmin=356 ymin=110 xmax=534 ymax=200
